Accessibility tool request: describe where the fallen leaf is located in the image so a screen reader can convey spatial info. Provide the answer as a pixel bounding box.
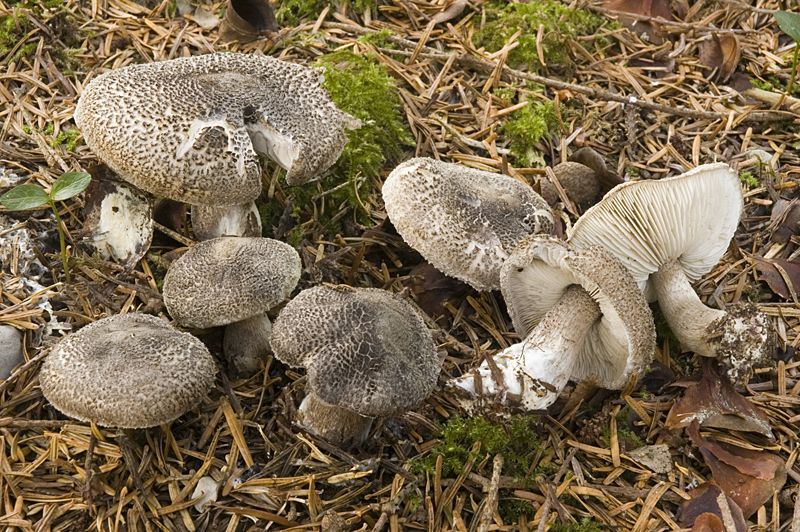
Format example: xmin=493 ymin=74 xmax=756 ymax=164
xmin=676 ymin=482 xmax=746 ymax=532
xmin=431 ymin=0 xmax=468 ymax=24
xmin=601 ymin=0 xmax=672 ymax=43
xmin=754 ymin=256 xmax=800 ymax=301
xmin=699 ymin=33 xmax=741 ymax=83
xmin=665 ymin=359 xmax=772 ymax=437
xmin=410 ymin=262 xmax=470 ymax=322
xmin=193 ymin=5 xmax=221 ymax=30
xmin=687 ymin=421 xmax=787 ymax=518
xmin=769 ymin=199 xmax=800 ymax=244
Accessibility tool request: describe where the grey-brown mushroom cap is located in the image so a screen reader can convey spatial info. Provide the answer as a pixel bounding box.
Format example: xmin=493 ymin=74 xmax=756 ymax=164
xmin=500 ymin=236 xmax=656 ymax=389
xmin=383 ymin=158 xmax=554 ymax=291
xmin=74 ymin=53 xmax=360 ymax=205
xmin=162 ymin=237 xmax=301 ymax=329
xmin=567 ymin=163 xmax=742 ymax=301
xmin=270 ymin=285 xmax=440 ymax=417
xmin=39 ymin=313 xmax=216 ymax=429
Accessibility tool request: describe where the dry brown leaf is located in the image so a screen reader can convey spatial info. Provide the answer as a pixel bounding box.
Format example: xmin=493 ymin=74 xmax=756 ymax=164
xmin=431 ymin=0 xmax=468 ymax=25
xmin=769 ymin=199 xmax=800 ymax=244
xmin=676 ymin=482 xmax=746 ymax=532
xmin=754 ymin=256 xmax=800 ymax=301
xmin=601 ymin=0 xmax=672 ymax=43
xmin=410 ymin=262 xmax=470 ymax=322
xmin=699 ymin=33 xmax=741 ymax=83
xmin=665 ymin=359 xmax=772 ymax=437
xmin=687 ymin=421 xmax=787 ymax=518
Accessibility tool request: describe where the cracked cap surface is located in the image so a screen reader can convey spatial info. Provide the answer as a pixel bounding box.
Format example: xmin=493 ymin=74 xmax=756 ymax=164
xmin=39 ymin=313 xmax=216 ymax=428
xmin=75 ymin=53 xmax=360 ymax=205
xmin=163 ymin=237 xmax=301 ymax=329
xmin=383 ymin=158 xmax=554 ymax=291
xmin=270 ymin=285 xmax=439 ymax=417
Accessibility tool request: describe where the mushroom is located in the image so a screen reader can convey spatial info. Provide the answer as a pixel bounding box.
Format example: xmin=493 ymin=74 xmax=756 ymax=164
xmin=162 ymin=237 xmax=301 ymax=373
xmin=39 ymin=312 xmax=217 ymax=494
xmin=74 ymin=52 xmax=361 ymax=206
xmin=539 ymin=161 xmax=602 ymax=210
xmin=190 ymin=201 xmax=262 ymax=240
xmin=451 ymin=236 xmax=655 ymax=414
xmin=270 ymin=285 xmax=440 ymax=446
xmin=39 ymin=313 xmax=216 ymax=428
xmin=568 ymin=163 xmax=773 ymax=383
xmin=382 ymin=157 xmax=554 ymax=291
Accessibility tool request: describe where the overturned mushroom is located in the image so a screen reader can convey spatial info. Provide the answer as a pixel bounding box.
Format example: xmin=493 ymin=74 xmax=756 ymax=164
xmin=162 ymin=237 xmax=301 ymax=373
xmin=383 ymin=158 xmax=553 ymax=291
xmin=270 ymin=285 xmax=440 ymax=446
xmin=451 ymin=236 xmax=655 ymax=414
xmin=190 ymin=201 xmax=262 ymax=240
xmin=74 ymin=53 xmax=361 ymax=206
xmin=568 ymin=163 xmax=774 ymax=383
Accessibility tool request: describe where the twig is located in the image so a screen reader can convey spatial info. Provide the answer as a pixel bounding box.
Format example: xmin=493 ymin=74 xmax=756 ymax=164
xmin=477 ymin=454 xmax=503 ymax=532
xmin=326 ymin=22 xmax=795 ymax=123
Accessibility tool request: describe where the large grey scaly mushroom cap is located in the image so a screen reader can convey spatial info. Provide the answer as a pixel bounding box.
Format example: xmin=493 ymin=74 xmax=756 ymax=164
xmin=270 ymin=285 xmax=439 ymax=417
xmin=500 ymin=236 xmax=656 ymax=389
xmin=74 ymin=53 xmax=361 ymax=205
xmin=383 ymin=158 xmax=554 ymax=291
xmin=39 ymin=313 xmax=216 ymax=429
xmin=162 ymin=237 xmax=301 ymax=329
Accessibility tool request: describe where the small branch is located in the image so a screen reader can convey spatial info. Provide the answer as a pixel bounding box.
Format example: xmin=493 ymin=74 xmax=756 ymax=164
xmin=327 ymin=22 xmax=794 ymax=123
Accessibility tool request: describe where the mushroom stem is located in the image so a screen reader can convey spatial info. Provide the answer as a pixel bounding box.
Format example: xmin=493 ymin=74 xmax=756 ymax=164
xmin=651 ymin=258 xmax=773 ymax=383
xmin=650 ymin=259 xmax=726 ymax=357
xmin=297 ymin=392 xmax=374 ymax=447
xmin=452 ymin=285 xmax=601 ymax=413
xmin=223 ymin=313 xmax=272 ymax=374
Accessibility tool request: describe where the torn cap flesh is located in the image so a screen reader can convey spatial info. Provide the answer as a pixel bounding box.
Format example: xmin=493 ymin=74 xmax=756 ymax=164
xmin=270 ymin=285 xmax=440 ymax=445
xmin=567 ymin=163 xmax=773 ymax=383
xmin=39 ymin=313 xmax=216 ymax=429
xmin=382 ymin=158 xmax=554 ymax=291
xmin=451 ymin=236 xmax=655 ymax=415
xmin=74 ymin=53 xmax=361 ymax=206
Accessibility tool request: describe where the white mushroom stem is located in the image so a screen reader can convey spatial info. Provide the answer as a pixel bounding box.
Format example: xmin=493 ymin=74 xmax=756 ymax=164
xmin=650 ymin=259 xmax=725 ymax=358
xmin=297 ymin=392 xmax=374 ymax=447
xmin=223 ymin=313 xmax=272 ymax=374
xmin=452 ymin=285 xmax=601 ymax=413
xmin=650 ymin=258 xmax=772 ymax=384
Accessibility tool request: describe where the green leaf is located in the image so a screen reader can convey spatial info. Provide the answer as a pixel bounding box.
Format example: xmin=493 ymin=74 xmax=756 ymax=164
xmin=50 ymin=172 xmax=92 ymax=202
xmin=775 ymin=11 xmax=800 ymax=43
xmin=0 ymin=184 xmax=50 ymax=210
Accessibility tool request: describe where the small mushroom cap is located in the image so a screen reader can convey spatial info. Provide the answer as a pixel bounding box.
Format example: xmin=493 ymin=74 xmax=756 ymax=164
xmin=162 ymin=237 xmax=301 ymax=329
xmin=74 ymin=53 xmax=360 ymax=205
xmin=568 ymin=163 xmax=742 ymax=301
xmin=383 ymin=158 xmax=554 ymax=291
xmin=270 ymin=285 xmax=439 ymax=417
xmin=500 ymin=236 xmax=656 ymax=389
xmin=39 ymin=313 xmax=216 ymax=429
xmin=539 ymin=162 xmax=601 ymax=209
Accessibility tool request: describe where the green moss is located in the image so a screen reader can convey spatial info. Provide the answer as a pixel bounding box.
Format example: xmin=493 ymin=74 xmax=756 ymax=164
xmin=474 ymin=0 xmax=607 ymax=70
xmin=498 ymin=498 xmax=536 ymax=522
xmin=9 ymin=41 xmax=36 ymax=63
xmin=549 ymin=518 xmax=605 ymax=532
xmin=276 ymin=0 xmax=372 ymax=26
xmin=624 ymin=165 xmax=640 ymax=180
xmin=499 ymin=97 xmax=561 ymax=167
xmin=739 ymin=170 xmax=758 ymax=188
xmin=358 ymin=29 xmax=398 ymax=50
xmin=409 ymin=415 xmax=544 ymax=483
xmin=50 ymin=128 xmax=83 ymax=151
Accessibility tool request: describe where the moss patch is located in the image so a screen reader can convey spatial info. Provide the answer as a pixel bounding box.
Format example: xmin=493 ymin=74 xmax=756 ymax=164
xmin=276 ymin=0 xmax=372 ymax=26
xmin=499 ymin=95 xmax=561 ymax=167
xmin=474 ymin=0 xmax=607 ymax=71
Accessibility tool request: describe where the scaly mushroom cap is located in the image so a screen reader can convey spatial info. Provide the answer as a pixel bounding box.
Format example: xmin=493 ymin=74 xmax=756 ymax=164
xmin=270 ymin=285 xmax=439 ymax=417
xmin=383 ymin=158 xmax=554 ymax=291
xmin=162 ymin=237 xmax=301 ymax=329
xmin=568 ymin=163 xmax=742 ymax=301
xmin=500 ymin=236 xmax=655 ymax=389
xmin=39 ymin=313 xmax=216 ymax=428
xmin=74 ymin=53 xmax=361 ymax=205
